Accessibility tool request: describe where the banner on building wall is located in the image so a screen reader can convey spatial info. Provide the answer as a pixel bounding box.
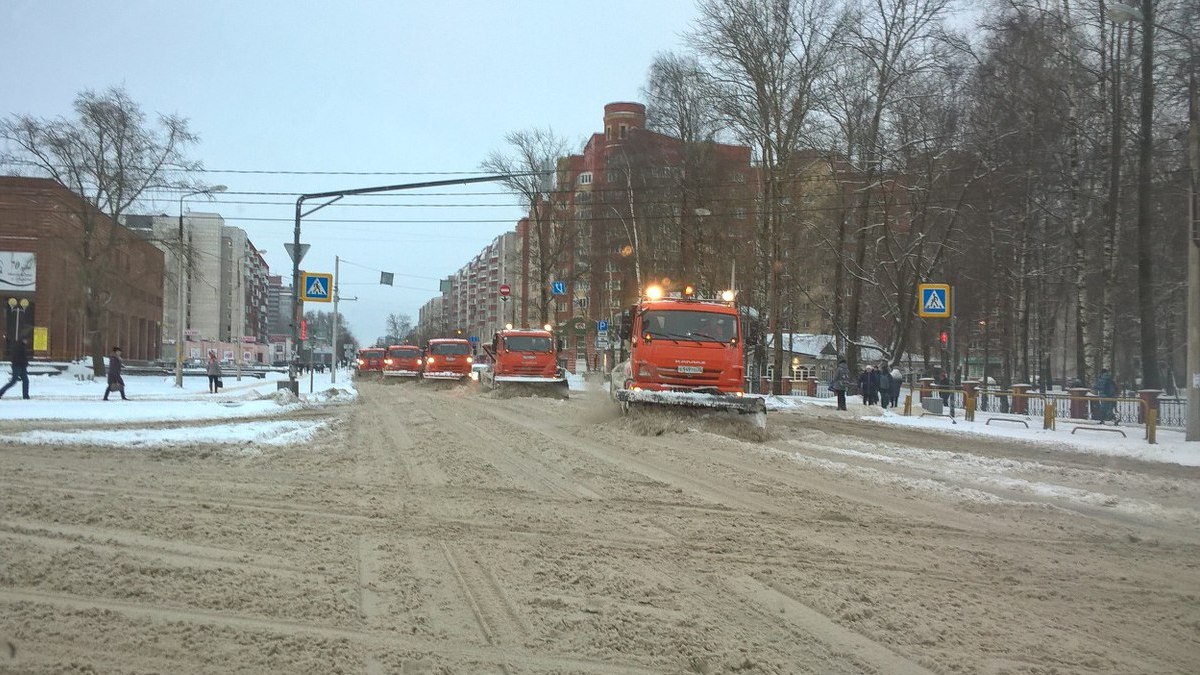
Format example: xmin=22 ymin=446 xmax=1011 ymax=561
xmin=223 ymin=350 xmax=234 ymax=361
xmin=0 ymin=252 xmax=36 ymax=292
xmin=190 ymin=347 xmax=202 ymax=359
xmin=32 ymin=326 xmax=48 ymax=351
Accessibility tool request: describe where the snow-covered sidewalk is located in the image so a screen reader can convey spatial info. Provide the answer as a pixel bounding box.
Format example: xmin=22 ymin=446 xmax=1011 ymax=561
xmin=0 ymin=369 xmax=356 ymax=449
xmin=763 ymin=391 xmax=1200 ymax=467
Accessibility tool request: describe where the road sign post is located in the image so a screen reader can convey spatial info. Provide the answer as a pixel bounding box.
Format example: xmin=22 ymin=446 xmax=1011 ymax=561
xmin=917 ymin=284 xmax=951 ymax=318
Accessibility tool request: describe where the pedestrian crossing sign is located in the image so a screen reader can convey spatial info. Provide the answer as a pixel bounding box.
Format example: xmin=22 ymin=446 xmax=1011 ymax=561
xmin=917 ymin=283 xmax=951 ymax=318
xmin=301 ymin=272 xmax=333 ymax=303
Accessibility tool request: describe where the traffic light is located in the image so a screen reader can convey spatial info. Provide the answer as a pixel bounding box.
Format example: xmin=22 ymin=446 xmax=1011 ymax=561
xmin=939 ymin=331 xmax=948 ymax=346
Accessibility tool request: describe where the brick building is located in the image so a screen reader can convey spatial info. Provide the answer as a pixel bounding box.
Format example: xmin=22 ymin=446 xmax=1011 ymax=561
xmin=0 ymin=176 xmax=164 ymax=361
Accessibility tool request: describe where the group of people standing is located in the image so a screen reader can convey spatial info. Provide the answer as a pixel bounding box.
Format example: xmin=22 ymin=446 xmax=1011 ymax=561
xmin=827 ymin=358 xmax=904 ymax=411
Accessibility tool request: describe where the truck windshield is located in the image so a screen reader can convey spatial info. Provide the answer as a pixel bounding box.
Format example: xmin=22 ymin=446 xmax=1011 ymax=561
xmin=362 ymin=350 xmax=384 ymax=359
xmin=430 ymin=343 xmax=470 ymax=355
xmin=389 ymin=348 xmax=420 ymax=358
xmin=642 ymin=310 xmax=737 ymax=343
xmin=504 ymin=336 xmax=552 ymax=352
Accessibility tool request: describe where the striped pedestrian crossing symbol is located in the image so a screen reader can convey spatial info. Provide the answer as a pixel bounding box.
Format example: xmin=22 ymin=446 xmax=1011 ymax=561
xmin=917 ymin=283 xmax=951 ymax=318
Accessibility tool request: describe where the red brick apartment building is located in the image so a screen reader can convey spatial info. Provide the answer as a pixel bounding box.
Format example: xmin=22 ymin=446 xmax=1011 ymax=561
xmin=0 ymin=176 xmax=165 ymax=361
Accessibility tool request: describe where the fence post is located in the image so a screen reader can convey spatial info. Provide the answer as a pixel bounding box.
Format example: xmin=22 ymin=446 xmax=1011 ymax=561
xmin=1011 ymin=384 xmax=1031 ymax=414
xmin=1044 ymin=401 xmax=1056 ymax=430
xmin=903 ymin=393 xmax=912 ymax=416
xmin=1138 ymin=389 xmax=1162 ymax=425
xmin=1147 ymin=408 xmax=1157 ymax=444
xmin=1068 ymin=387 xmax=1091 ymax=419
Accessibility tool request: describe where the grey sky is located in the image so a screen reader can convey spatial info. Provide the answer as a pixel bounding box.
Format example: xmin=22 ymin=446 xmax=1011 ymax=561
xmin=2 ymin=0 xmax=699 ymax=342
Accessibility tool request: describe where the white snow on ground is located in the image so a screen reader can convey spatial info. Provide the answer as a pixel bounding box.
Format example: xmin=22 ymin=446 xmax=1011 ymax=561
xmin=0 ymin=367 xmax=355 ymax=448
xmin=766 ymin=391 xmax=1200 ymax=467
xmin=6 ymin=420 xmax=328 ymax=452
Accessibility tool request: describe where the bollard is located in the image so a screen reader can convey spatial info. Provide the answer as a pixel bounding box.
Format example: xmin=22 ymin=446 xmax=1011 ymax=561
xmin=1068 ymin=387 xmax=1091 ymax=419
xmin=1011 ymin=384 xmax=1031 ymax=414
xmin=1147 ymin=409 xmax=1157 ymax=444
xmin=903 ymin=393 xmax=912 ymax=416
xmin=965 ymin=394 xmax=976 ymax=422
xmin=1044 ymin=402 xmax=1056 ymax=430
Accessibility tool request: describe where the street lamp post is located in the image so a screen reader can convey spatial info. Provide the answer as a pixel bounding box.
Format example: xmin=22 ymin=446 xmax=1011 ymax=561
xmin=175 ymin=185 xmax=227 ymax=388
xmin=1109 ymin=2 xmax=1198 ymax=439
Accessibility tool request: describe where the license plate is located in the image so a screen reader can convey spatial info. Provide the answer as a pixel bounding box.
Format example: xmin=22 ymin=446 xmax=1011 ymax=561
xmin=446 ymin=356 xmax=457 ymax=361
xmin=678 ymin=365 xmax=703 ymax=374
xmin=523 ymin=355 xmax=535 ymax=360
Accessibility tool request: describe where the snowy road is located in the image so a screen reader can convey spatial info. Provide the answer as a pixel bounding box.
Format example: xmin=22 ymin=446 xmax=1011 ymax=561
xmin=2 ymin=380 xmax=1198 ymax=673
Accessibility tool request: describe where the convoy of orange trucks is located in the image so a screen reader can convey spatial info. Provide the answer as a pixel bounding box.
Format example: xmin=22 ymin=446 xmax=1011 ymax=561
xmin=352 ymin=283 xmax=763 ymax=425
xmin=480 ymin=327 xmax=568 ymax=398
xmin=610 ymin=285 xmax=765 ymax=426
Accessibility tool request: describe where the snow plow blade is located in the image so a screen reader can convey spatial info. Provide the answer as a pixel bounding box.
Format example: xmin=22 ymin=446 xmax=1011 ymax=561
xmin=614 ymin=389 xmax=766 ymax=426
xmin=486 ymin=375 xmax=569 ymax=399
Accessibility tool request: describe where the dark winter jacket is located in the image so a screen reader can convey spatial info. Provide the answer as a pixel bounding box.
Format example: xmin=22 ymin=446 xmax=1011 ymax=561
xmin=830 ymin=363 xmax=850 ymax=392
xmin=858 ymin=370 xmax=879 ymax=395
xmin=8 ymin=341 xmax=28 ymax=369
xmin=1094 ymin=372 xmax=1117 ymax=398
xmin=878 ymin=368 xmax=893 ymax=392
xmin=108 ymin=354 xmax=123 ymax=383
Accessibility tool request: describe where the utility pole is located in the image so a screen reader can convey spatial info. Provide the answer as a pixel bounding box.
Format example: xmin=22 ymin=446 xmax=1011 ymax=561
xmin=332 ymin=256 xmax=339 ymax=384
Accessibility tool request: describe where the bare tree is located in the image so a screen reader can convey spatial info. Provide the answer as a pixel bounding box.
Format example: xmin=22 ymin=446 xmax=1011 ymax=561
xmin=481 ymin=128 xmax=573 ymax=325
xmin=1 ymin=86 xmax=201 ymax=374
xmin=691 ymin=0 xmax=845 ymax=393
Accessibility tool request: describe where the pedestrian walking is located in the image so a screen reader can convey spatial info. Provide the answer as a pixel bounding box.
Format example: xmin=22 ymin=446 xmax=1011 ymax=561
xmin=858 ymin=365 xmax=875 ymax=405
xmin=0 ymin=337 xmax=31 ymax=400
xmin=878 ymin=362 xmax=893 ymax=408
xmin=206 ymin=352 xmax=222 ymax=393
xmin=890 ymin=366 xmax=903 ymax=410
xmin=829 ymin=357 xmax=850 ymax=411
xmin=1094 ymin=368 xmax=1117 ymax=424
xmin=103 ymin=346 xmax=128 ymax=400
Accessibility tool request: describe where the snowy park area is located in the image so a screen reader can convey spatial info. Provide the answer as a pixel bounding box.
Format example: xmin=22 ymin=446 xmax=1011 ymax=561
xmin=0 ymin=367 xmax=356 ymax=449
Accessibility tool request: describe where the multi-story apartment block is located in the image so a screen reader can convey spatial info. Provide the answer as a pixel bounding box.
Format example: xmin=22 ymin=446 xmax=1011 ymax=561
xmin=416 ymin=231 xmax=521 ymax=345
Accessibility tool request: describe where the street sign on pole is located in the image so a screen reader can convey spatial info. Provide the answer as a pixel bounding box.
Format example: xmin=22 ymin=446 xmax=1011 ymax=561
xmin=551 ymin=281 xmax=566 ymax=295
xmin=284 ymin=243 xmax=310 ymax=265
xmin=499 ymin=283 xmax=511 ymax=297
xmin=301 ymin=272 xmax=333 ymax=302
xmin=917 ymin=283 xmax=952 ymax=318
xmin=597 ymin=319 xmax=609 ymax=332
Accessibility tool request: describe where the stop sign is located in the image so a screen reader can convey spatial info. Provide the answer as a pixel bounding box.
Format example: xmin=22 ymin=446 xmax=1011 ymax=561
xmin=499 ymin=283 xmax=511 ymax=297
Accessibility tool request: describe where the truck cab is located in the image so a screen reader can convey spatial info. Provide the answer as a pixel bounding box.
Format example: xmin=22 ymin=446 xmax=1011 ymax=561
xmin=356 ymin=348 xmax=386 ymax=377
xmin=616 ymin=290 xmax=746 ymax=394
xmin=422 ymin=338 xmax=474 ymax=381
xmin=480 ymin=328 xmax=568 ymax=395
xmin=382 ymin=344 xmax=423 ymax=378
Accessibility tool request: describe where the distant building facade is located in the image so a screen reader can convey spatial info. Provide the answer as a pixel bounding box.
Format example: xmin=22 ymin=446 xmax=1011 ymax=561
xmin=0 ymin=176 xmax=164 ymax=361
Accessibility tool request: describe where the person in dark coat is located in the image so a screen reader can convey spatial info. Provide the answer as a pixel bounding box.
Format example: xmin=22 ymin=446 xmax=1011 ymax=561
xmin=0 ymin=338 xmax=31 ymax=400
xmin=937 ymin=370 xmax=951 ymax=407
xmin=1094 ymin=368 xmax=1117 ymax=424
xmin=858 ymin=365 xmax=881 ymax=405
xmin=877 ymin=361 xmax=893 ymax=408
xmin=829 ymin=357 xmax=850 ymax=411
xmin=104 ymin=346 xmax=128 ymax=400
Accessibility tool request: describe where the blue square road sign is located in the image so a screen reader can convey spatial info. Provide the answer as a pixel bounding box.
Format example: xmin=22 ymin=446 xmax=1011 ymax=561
xmin=551 ymin=281 xmax=567 ymax=295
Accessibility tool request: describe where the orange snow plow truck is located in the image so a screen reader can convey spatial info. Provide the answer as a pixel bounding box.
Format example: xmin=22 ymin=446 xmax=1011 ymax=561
xmin=355 ymin=348 xmax=386 ymax=377
xmin=381 ymin=344 xmax=423 ymax=379
xmin=611 ymin=286 xmax=765 ymax=426
xmin=421 ymin=338 xmax=474 ymax=381
xmin=480 ymin=328 xmax=568 ymax=398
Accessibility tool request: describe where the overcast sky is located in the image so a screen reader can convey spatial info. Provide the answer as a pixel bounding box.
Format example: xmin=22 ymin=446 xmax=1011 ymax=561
xmin=1 ymin=0 xmax=700 ymax=342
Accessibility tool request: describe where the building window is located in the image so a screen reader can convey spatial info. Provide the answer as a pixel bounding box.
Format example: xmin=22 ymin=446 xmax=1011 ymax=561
xmin=619 ymin=124 xmax=627 ymax=139
xmin=732 ymin=173 xmax=746 ymax=183
xmin=734 ymin=208 xmax=746 ymax=219
xmin=606 ymin=126 xmax=612 ymax=139
xmin=577 ymin=172 xmax=592 ymax=185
